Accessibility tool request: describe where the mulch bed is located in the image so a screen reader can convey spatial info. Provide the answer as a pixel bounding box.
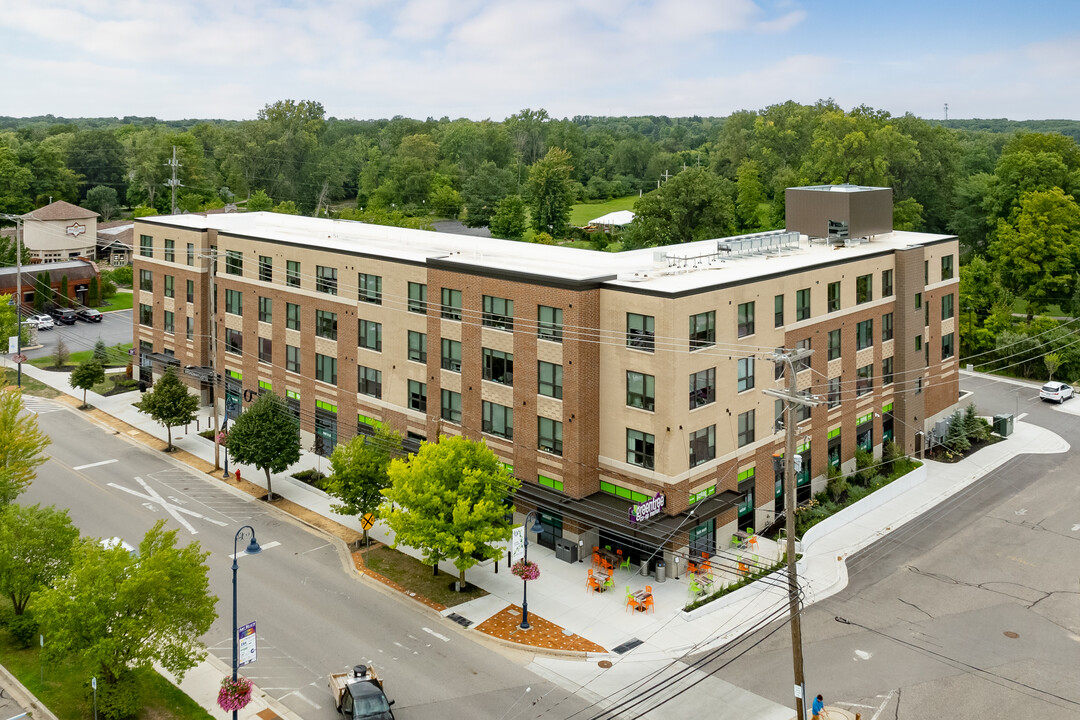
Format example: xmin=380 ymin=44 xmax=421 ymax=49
xmin=474 ymin=605 xmax=606 ymax=653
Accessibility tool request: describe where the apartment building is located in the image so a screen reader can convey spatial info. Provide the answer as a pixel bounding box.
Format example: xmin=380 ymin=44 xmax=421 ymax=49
xmin=132 ymin=185 xmax=959 ymax=570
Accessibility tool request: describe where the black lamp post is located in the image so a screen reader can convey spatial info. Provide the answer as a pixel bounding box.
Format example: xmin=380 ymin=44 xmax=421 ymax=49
xmin=231 ymin=525 xmax=261 ymax=720
xmin=518 ymin=511 xmax=544 ymax=631
xmin=221 ymin=417 xmax=230 ymax=479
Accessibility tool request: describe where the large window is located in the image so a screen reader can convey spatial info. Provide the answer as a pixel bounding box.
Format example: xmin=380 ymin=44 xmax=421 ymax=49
xmin=408 ymin=282 xmax=427 ymax=314
xmin=539 ymin=361 xmax=563 ymax=399
xmin=186 ymin=316 xmax=194 ymax=341
xmin=828 ymin=377 xmax=841 ymax=408
xmin=737 ymin=302 xmax=755 ymax=337
xmin=538 ymin=417 xmax=562 ymax=456
xmin=482 ymin=348 xmax=513 ymax=385
xmin=882 ymin=356 xmax=894 ymax=385
xmin=286 ymin=302 xmax=300 ymax=330
xmin=186 ymin=279 xmax=194 ymax=303
xmin=482 ymin=295 xmax=514 ymax=331
xmin=286 ymin=345 xmax=300 ymax=373
xmin=626 ymin=313 xmax=655 ymax=351
xmin=882 ymin=269 xmax=894 ymax=297
xmin=358 ymin=366 xmax=382 ymax=398
xmin=796 ymin=288 xmax=811 ymax=321
xmin=408 ymin=380 xmax=426 ymax=411
xmin=441 ymin=390 xmax=462 ymax=423
xmin=358 ymin=273 xmax=382 ymax=304
xmin=941 ymin=254 xmax=953 ymax=280
xmin=258 ymin=296 xmax=272 ymax=323
xmin=856 ymin=319 xmax=874 ymax=350
xmin=827 ymin=281 xmax=840 ymax=312
xmin=828 ymin=329 xmax=841 ymax=360
xmin=187 ymin=243 xmax=195 ymax=266
xmin=441 ymin=339 xmax=462 ymax=372
xmin=225 ymin=328 xmax=242 ymax=355
xmin=627 ymin=371 xmax=656 ymax=411
xmin=140 ymin=234 xmax=153 ymax=258
xmin=774 ymin=294 xmax=784 ymax=327
xmin=737 ymin=410 xmax=755 ymax=448
xmin=856 ymin=364 xmax=873 ymax=396
xmin=225 ymin=250 xmax=243 ymax=276
xmin=942 ymin=332 xmax=955 ymax=360
xmin=258 ymin=255 xmax=272 ymax=282
xmin=225 ymin=289 xmax=242 ymax=316
xmin=358 ymin=319 xmax=382 ymax=351
xmin=316 ymin=265 xmax=337 ymax=295
xmin=139 ymin=269 xmax=153 ymax=291
xmin=626 ymin=429 xmax=655 ymax=469
xmin=408 ymin=331 xmax=427 ymax=363
xmin=538 ymin=305 xmax=563 ymax=342
xmin=689 ymin=425 xmax=716 ymax=468
xmin=258 ymin=337 xmax=272 ymax=363
xmin=316 ymin=310 xmax=337 ymax=340
xmin=689 ymin=311 xmax=715 ymax=350
xmin=482 ymin=401 xmax=513 ymax=439
xmin=882 ymin=312 xmax=894 ymax=342
xmin=795 ymin=338 xmax=811 ymax=371
xmin=441 ymin=288 xmax=462 ymax=320
xmin=163 ymin=310 xmax=174 ymax=334
xmin=164 ymin=275 xmax=175 ymax=298
xmin=316 ymin=353 xmax=337 ymax=385
xmin=286 ymin=260 xmax=300 ymax=288
xmin=737 ymin=357 xmax=755 ymax=392
xmin=942 ymin=293 xmax=955 ymax=320
xmin=164 ymin=239 xmax=175 ymax=263
xmin=689 ymin=368 xmax=715 ymax=409
xmin=856 ymin=274 xmax=873 ymax=304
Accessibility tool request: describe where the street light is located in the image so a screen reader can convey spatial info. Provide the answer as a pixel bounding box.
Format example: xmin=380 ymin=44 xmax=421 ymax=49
xmin=518 ymin=511 xmax=544 ymax=631
xmin=221 ymin=417 xmax=230 ymax=479
xmin=231 ymin=525 xmax=261 ymax=720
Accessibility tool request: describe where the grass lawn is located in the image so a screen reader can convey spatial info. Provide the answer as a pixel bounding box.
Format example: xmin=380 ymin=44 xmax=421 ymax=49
xmin=361 ymin=545 xmax=488 ymax=607
xmin=1010 ymin=298 xmax=1066 ymax=317
xmin=30 ymin=344 xmax=132 ymax=370
xmin=0 ymin=368 xmax=60 ymax=397
xmin=569 ymin=195 xmax=638 ymax=227
xmin=96 ymin=291 xmax=133 ymax=312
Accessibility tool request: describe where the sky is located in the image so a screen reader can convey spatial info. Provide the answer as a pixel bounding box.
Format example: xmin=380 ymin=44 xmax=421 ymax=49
xmin=1 ymin=0 xmax=1079 ymax=122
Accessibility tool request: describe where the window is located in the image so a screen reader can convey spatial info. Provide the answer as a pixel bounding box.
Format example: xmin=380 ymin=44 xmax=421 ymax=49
xmin=139 ymin=269 xmax=153 ymax=291
xmin=258 ymin=337 xmax=272 ymax=363
xmin=882 ymin=312 xmax=894 ymax=342
xmin=882 ymin=269 xmax=894 ymax=297
xmin=186 ymin=316 xmax=194 ymax=341
xmin=688 ymin=425 xmax=715 ymax=467
xmin=856 ymin=319 xmax=874 ymax=350
xmin=925 ymin=299 xmax=930 ymax=327
xmin=828 ymin=329 xmax=841 ymax=360
xmin=774 ymin=294 xmax=784 ymax=327
xmin=827 ymin=282 xmax=840 ymax=312
xmin=358 ymin=319 xmax=382 ymax=351
xmin=538 ymin=361 xmax=563 ymax=399
xmin=737 ymin=357 xmax=755 ymax=392
xmin=774 ymin=399 xmax=785 ymax=432
xmin=408 ymin=331 xmax=427 ymax=363
xmin=358 ymin=366 xmax=382 ymax=398
xmin=286 ymin=260 xmax=300 ymax=288
xmin=225 ymin=250 xmax=243 ymax=276
xmin=795 ymin=338 xmax=811 ymax=371
xmin=225 ymin=289 xmax=242 ymax=315
xmin=140 ymin=234 xmax=152 ymax=258
xmin=358 ymin=273 xmax=382 ymax=304
xmin=538 ymin=417 xmax=562 ymax=456
xmin=187 ymin=243 xmax=195 ymax=266
xmin=482 ymin=401 xmax=513 ymax=439
xmin=441 ymin=288 xmax=462 ymax=320
xmin=163 ymin=310 xmax=174 ymax=334
xmin=856 ymin=364 xmax=873 ymax=396
xmin=942 ymin=254 xmax=954 ymax=281
xmin=856 ymin=274 xmax=873 ymax=304
xmin=737 ymin=302 xmax=755 ymax=337
xmin=286 ymin=345 xmax=300 ymax=373
xmin=258 ymin=297 xmax=272 ymax=323
xmin=186 ymin=279 xmax=194 ymax=303
xmin=283 ymin=302 xmax=299 ymax=331
xmin=316 ymin=353 xmax=337 ymax=385
xmin=925 ymin=260 xmax=929 ymax=286
xmin=626 ymin=429 xmax=655 ymax=469
xmin=441 ymin=390 xmax=462 ymax=423
xmin=796 ymin=288 xmax=810 ymax=320
xmin=796 ymin=402 xmax=811 ymax=423
xmin=882 ymin=356 xmax=894 ymax=385
xmin=628 ymin=371 xmax=656 ymax=411
xmin=163 ymin=275 xmax=174 ymax=298
xmin=828 ymin=377 xmax=841 ymax=408
xmin=259 ymin=255 xmax=272 ymax=282
xmin=689 ymin=368 xmax=715 ymax=408
xmin=164 ymin=239 xmax=175 ymax=263
xmin=482 ymin=348 xmax=514 ymax=385
xmin=627 ymin=313 xmax=655 ymax=351
xmin=316 ymin=265 xmax=337 ymax=295
xmin=689 ymin=311 xmax=715 ymax=349
xmin=942 ymin=293 xmax=954 ymax=320
xmin=482 ymin=295 xmax=513 ymax=330
xmin=408 ymin=380 xmax=426 ymax=412
xmin=316 ymin=310 xmax=338 ymax=340
xmin=539 ymin=305 xmax=563 ymax=342
xmin=441 ymin=339 xmax=462 ymax=372
xmin=914 ymin=292 xmax=922 ymax=310
xmin=225 ymin=328 xmax=242 ymax=355
xmin=915 ymin=335 xmax=923 ymax=352
xmin=737 ymin=410 xmax=755 ymax=448
xmin=408 ymin=282 xmax=427 ymax=314
xmin=942 ymin=332 xmax=955 ymax=360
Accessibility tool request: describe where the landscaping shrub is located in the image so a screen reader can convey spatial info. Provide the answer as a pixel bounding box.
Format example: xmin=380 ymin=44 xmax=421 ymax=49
xmin=854 ymin=449 xmax=876 ymax=485
xmin=9 ymin=610 xmax=39 ymax=649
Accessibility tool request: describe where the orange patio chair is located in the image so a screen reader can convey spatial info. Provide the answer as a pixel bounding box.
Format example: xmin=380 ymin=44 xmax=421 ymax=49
xmin=643 ymin=595 xmax=655 ymax=614
xmin=587 ymin=576 xmax=599 ymax=593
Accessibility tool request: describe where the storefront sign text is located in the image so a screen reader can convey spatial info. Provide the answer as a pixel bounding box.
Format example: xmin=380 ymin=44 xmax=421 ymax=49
xmin=630 ymin=493 xmax=666 ymax=523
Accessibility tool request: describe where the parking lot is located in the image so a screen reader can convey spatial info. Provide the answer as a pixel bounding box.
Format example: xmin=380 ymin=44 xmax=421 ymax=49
xmin=24 ymin=307 xmax=132 ymax=361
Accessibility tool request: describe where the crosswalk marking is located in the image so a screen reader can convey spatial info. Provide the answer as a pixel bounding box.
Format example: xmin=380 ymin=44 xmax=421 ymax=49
xmin=21 ymin=396 xmax=62 ymax=415
xmin=108 ymin=476 xmax=229 ymax=534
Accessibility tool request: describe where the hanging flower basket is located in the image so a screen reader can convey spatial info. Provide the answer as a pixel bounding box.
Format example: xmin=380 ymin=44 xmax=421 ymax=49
xmin=511 ymin=559 xmax=540 ymax=581
xmin=217 ymin=675 xmax=253 ymax=712
xmin=216 ymin=430 xmax=229 ymax=444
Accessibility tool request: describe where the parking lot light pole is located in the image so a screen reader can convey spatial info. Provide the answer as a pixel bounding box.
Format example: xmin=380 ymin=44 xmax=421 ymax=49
xmin=232 ymin=525 xmax=261 ymax=720
xmin=518 ymin=511 xmax=544 ymax=631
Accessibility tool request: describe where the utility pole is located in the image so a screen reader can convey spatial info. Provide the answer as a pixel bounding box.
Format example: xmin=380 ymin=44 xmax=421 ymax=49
xmin=1 ymin=213 xmax=25 ymax=387
xmin=944 ymin=103 xmax=948 ymax=121
xmin=165 ymin=146 xmax=182 ymax=215
xmin=764 ymin=347 xmax=817 ymax=720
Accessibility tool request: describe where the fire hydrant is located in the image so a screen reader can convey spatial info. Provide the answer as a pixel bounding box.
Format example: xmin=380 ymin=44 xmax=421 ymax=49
xmin=235 ymin=468 xmax=241 ymax=482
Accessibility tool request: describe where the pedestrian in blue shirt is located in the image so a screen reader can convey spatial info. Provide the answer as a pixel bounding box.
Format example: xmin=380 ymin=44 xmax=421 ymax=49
xmin=811 ymin=694 xmax=825 ymax=719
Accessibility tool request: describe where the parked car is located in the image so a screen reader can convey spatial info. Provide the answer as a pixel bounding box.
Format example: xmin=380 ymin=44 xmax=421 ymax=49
xmin=28 ymin=314 xmax=54 ymax=330
xmin=76 ymin=308 xmax=103 ymax=323
xmin=48 ymin=307 xmax=77 ymax=325
xmin=1040 ymin=381 xmax=1073 ymax=403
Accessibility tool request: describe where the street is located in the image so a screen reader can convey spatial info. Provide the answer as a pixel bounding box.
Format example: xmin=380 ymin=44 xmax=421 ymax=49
xmin=22 ymin=402 xmax=587 ymax=720
xmin=704 ymin=376 xmax=1080 ymax=719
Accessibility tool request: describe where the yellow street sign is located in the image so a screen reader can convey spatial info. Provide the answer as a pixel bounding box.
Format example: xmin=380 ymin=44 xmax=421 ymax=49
xmin=361 ymin=513 xmax=375 ymax=530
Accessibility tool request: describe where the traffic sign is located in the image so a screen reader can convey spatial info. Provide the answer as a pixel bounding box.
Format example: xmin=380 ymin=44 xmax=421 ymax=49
xmin=361 ymin=513 xmax=375 ymax=530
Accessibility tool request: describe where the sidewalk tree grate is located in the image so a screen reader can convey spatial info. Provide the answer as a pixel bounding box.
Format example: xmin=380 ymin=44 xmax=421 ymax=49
xmin=446 ymin=612 xmax=473 ymax=628
xmin=611 ymin=639 xmax=643 ymax=654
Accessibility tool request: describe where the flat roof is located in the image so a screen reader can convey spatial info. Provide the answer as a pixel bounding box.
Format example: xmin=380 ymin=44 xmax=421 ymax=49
xmin=140 ymin=212 xmax=954 ymax=294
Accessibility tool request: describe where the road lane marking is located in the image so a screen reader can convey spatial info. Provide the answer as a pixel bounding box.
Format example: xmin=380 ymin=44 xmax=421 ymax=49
xmin=300 ymin=542 xmax=331 ymax=555
xmin=73 ymin=459 xmax=118 ymax=471
xmin=870 ymin=690 xmax=895 ymax=720
xmin=1016 ymin=412 xmax=1028 ymax=421
xmin=422 ymin=627 xmax=450 ymax=642
xmin=231 ymin=540 xmax=280 ymax=559
xmin=281 ymin=690 xmax=322 ymax=709
xmin=107 ymin=476 xmax=229 ymax=535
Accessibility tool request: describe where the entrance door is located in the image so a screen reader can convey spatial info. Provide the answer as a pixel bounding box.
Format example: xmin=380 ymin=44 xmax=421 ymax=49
xmin=314 ymin=409 xmax=337 ymax=456
xmin=537 ymin=510 xmax=562 ymax=550
xmin=689 ymin=519 xmax=715 ymax=558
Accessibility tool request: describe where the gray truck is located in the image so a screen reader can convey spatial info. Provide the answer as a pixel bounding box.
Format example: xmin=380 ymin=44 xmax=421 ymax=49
xmin=329 ymin=664 xmax=395 ymax=719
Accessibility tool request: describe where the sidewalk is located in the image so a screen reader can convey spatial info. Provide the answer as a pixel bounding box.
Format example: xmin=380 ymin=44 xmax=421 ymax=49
xmin=8 ymin=358 xmax=1069 ymax=719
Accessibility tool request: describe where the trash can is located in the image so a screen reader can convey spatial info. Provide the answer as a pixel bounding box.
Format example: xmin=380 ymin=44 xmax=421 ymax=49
xmin=554 ymin=538 xmax=578 ymax=564
xmin=655 ymin=560 xmax=666 ymax=583
xmin=993 ymin=413 xmax=1014 ymax=437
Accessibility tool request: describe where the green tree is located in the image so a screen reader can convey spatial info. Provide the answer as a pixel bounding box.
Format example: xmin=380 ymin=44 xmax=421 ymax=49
xmin=0 ymin=135 xmax=33 ymax=215
xmin=136 ymin=368 xmax=198 ymax=451
xmin=0 ymin=388 xmax=51 ymax=505
xmin=271 ymin=199 xmax=301 ymax=215
xmin=0 ymin=231 xmax=31 ymax=268
xmin=87 ymin=275 xmax=100 ymax=307
xmin=1044 ymin=352 xmax=1062 ymax=381
xmin=93 ymin=339 xmax=109 ymax=363
xmin=489 ymin=194 xmax=527 ymax=240
xmin=0 ymin=293 xmax=29 ymax=348
xmin=58 ymin=274 xmax=69 ymax=308
xmin=0 ymin=503 xmax=79 ymax=615
xmin=382 ymin=436 xmax=519 ymax=587
xmin=37 ymin=521 xmax=217 ymax=719
xmin=892 ymin=197 xmax=925 ymax=231
xmin=943 ymin=410 xmax=971 ymax=454
xmin=462 ymin=161 xmax=515 ymax=228
xmin=624 ymin=167 xmax=736 ymax=248
xmin=225 ymin=391 xmax=301 ymax=501
xmin=52 ymin=336 xmax=69 ymax=369
xmin=70 ymin=359 xmax=104 ymax=408
xmin=67 ymin=129 xmax=127 ymax=200
xmin=325 ymin=426 xmax=403 ymax=546
xmin=429 ymin=184 xmax=463 ymax=219
xmin=85 ymin=185 xmax=119 ymax=222
xmin=735 ymin=160 xmax=770 ymax=230
xmin=527 ymin=147 xmax=575 ymax=237
xmin=247 ymin=189 xmax=274 ymax=212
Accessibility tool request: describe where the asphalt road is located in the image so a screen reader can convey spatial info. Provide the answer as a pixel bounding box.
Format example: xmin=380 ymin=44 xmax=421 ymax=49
xmin=22 ymin=402 xmax=586 ymax=720
xmin=25 ymin=307 xmax=132 ymax=361
xmin=699 ymin=376 xmax=1080 ymax=719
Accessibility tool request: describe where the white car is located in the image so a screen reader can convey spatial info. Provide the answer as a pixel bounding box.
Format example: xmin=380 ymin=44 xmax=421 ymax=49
xmin=28 ymin=314 xmax=54 ymax=330
xmin=1040 ymin=381 xmax=1073 ymax=403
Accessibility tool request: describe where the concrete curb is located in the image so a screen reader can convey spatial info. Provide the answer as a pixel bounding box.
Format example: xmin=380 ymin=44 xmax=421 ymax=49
xmin=0 ymin=662 xmax=61 ymax=720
